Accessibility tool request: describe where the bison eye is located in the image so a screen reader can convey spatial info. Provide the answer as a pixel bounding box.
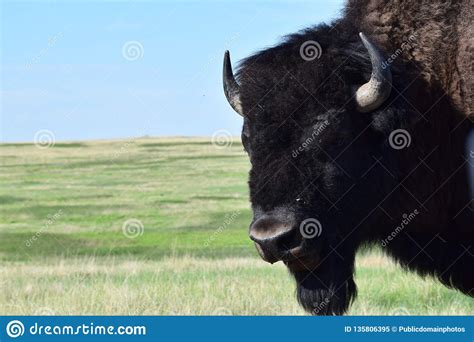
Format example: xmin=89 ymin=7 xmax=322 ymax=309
xmin=295 ymin=197 xmax=307 ymax=205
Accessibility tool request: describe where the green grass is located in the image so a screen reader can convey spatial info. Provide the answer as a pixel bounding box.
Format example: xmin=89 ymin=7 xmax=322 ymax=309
xmin=0 ymin=137 xmax=472 ymax=315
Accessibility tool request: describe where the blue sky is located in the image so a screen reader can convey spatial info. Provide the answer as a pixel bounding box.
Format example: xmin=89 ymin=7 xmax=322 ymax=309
xmin=1 ymin=0 xmax=345 ymax=142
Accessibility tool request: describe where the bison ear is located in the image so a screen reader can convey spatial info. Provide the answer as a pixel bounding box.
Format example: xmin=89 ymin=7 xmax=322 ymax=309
xmin=354 ymin=33 xmax=392 ymax=113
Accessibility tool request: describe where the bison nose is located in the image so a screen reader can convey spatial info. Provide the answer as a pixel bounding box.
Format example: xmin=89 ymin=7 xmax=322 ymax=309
xmin=249 ymin=216 xmax=295 ymax=263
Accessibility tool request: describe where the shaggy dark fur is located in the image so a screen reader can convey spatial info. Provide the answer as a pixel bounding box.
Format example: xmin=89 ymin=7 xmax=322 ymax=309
xmin=234 ymin=0 xmax=473 ymax=314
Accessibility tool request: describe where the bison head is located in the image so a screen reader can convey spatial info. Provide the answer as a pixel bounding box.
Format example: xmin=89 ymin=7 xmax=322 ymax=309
xmin=223 ymin=31 xmax=399 ymax=315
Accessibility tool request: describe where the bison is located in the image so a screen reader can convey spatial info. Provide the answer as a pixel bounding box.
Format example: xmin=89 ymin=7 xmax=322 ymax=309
xmin=222 ymin=0 xmax=473 ymax=315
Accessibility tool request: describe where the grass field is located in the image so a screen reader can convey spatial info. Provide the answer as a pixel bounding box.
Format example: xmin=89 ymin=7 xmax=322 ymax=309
xmin=1 ymin=137 xmax=472 ymax=315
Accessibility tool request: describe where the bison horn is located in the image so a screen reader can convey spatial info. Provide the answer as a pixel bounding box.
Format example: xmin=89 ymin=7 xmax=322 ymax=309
xmin=223 ymin=50 xmax=243 ymax=116
xmin=355 ymin=32 xmax=392 ymax=113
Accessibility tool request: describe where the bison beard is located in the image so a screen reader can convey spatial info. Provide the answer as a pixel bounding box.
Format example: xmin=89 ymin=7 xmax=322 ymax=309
xmin=290 ymin=246 xmax=358 ymax=315
xmin=293 ymin=263 xmax=356 ymax=315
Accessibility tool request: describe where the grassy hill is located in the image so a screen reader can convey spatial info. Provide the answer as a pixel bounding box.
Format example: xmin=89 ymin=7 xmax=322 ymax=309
xmin=0 ymin=137 xmax=472 ymax=315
